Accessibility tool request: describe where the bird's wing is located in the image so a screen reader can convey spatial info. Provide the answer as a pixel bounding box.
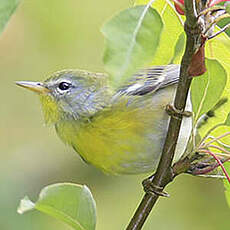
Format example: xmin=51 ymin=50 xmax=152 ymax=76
xmin=116 ymin=64 xmax=180 ymax=96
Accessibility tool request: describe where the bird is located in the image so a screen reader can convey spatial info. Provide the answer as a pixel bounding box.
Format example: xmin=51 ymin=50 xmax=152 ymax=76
xmin=16 ymin=64 xmax=192 ymax=175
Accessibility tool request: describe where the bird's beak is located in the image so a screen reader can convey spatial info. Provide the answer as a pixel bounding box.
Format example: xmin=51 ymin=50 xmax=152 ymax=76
xmin=15 ymin=81 xmax=50 ymax=94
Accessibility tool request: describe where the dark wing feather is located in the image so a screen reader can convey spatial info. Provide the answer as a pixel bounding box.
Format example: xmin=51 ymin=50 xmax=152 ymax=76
xmin=117 ymin=64 xmax=180 ymax=96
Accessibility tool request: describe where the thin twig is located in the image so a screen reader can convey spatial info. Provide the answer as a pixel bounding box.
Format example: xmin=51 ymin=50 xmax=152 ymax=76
xmin=201 ymin=132 xmax=230 ymax=148
xmin=190 ymin=156 xmax=230 ymax=175
xmin=204 ymin=13 xmax=230 ymax=36
xmin=126 ymin=1 xmax=203 ymax=229
xmin=205 ymin=135 xmax=230 ymax=148
xmin=198 ymin=5 xmax=225 ymax=18
xmin=206 ymin=151 xmax=230 ymax=158
xmin=201 ymin=149 xmax=230 ymax=183
xmin=199 ymin=123 xmax=225 ymax=145
xmin=208 ymin=144 xmax=230 ymax=154
xmin=208 ymin=23 xmax=230 ymax=39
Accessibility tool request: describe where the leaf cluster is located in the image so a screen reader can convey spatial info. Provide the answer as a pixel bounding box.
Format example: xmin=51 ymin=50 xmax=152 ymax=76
xmin=1 ymin=0 xmax=230 ymax=229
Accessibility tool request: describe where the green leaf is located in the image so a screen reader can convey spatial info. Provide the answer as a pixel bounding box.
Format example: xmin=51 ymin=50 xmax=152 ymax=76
xmin=170 ymin=32 xmax=185 ymax=64
xmin=217 ymin=18 xmax=230 ymax=38
xmin=225 ymin=112 xmax=230 ymax=126
xmin=102 ymin=5 xmax=163 ymax=87
xmin=0 ymin=0 xmax=21 ymax=35
xmin=224 ymin=162 xmax=230 ymax=208
xmin=191 ymin=58 xmax=227 ymax=121
xmin=135 ymin=0 xmax=185 ymax=65
xmin=197 ymin=32 xmax=230 ymax=137
xmin=18 ymin=183 xmax=96 ymax=230
xmin=226 ymin=2 xmax=230 ymax=15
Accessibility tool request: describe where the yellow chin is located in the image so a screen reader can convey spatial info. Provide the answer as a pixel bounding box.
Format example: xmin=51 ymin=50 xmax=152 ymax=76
xmin=39 ymin=94 xmax=61 ymax=124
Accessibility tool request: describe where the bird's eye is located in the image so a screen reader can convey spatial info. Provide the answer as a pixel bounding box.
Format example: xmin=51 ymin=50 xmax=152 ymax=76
xmin=58 ymin=82 xmax=71 ymax=90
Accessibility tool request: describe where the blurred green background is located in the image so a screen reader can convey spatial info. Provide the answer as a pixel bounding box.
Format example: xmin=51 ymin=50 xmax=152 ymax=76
xmin=1 ymin=0 xmax=230 ymax=229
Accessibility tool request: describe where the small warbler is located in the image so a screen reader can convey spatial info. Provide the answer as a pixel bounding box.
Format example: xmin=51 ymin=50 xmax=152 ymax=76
xmin=16 ymin=65 xmax=192 ymax=174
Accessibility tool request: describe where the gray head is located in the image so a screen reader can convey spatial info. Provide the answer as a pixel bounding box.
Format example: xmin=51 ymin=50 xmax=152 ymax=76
xmin=16 ymin=69 xmax=110 ymax=123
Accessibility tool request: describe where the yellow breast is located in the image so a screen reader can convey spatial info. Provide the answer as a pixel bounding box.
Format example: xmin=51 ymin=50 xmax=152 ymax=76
xmin=55 ymin=97 xmax=168 ymax=174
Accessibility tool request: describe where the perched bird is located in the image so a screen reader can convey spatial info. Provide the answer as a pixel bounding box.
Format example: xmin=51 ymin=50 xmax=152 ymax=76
xmin=16 ymin=65 xmax=192 ymax=175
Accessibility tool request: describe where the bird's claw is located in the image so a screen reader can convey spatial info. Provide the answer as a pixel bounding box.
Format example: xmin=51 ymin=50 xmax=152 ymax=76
xmin=142 ymin=178 xmax=170 ymax=198
xmin=166 ymin=104 xmax=192 ymax=119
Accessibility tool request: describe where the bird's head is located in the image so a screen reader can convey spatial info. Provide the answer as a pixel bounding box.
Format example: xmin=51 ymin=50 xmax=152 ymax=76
xmin=16 ymin=70 xmax=110 ymax=124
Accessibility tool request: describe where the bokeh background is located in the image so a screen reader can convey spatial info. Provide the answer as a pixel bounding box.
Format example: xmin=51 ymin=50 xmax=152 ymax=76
xmin=1 ymin=0 xmax=230 ymax=229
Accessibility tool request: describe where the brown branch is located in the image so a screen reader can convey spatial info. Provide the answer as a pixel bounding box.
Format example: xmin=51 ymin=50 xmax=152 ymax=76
xmin=126 ymin=1 xmax=204 ymax=229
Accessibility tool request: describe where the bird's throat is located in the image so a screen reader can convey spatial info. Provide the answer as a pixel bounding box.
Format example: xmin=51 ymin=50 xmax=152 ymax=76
xmin=39 ymin=94 xmax=61 ymax=124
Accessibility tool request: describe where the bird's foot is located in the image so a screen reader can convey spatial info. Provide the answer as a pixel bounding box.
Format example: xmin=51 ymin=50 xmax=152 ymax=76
xmin=142 ymin=177 xmax=170 ymax=197
xmin=166 ymin=104 xmax=192 ymax=119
